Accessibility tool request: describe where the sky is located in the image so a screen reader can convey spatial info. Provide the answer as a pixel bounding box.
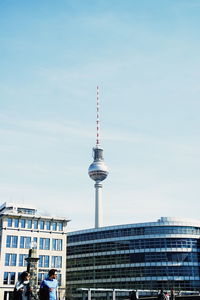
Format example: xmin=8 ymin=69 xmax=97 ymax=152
xmin=0 ymin=0 xmax=200 ymax=231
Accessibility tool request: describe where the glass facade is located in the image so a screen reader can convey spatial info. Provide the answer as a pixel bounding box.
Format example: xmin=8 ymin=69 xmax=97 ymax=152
xmin=67 ymin=218 xmax=200 ymax=298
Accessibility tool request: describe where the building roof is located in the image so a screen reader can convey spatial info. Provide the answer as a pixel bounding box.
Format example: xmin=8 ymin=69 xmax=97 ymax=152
xmin=68 ymin=216 xmax=200 ymax=235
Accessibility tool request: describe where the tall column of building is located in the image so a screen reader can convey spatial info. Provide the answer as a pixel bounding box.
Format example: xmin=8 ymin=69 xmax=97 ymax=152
xmin=95 ymin=182 xmax=103 ymax=228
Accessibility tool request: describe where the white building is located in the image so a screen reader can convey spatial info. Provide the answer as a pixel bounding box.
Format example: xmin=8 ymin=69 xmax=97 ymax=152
xmin=0 ymin=202 xmax=69 ymax=300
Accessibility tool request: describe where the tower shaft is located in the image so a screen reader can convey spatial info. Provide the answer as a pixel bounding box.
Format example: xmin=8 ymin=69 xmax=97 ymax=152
xmin=95 ymin=182 xmax=103 ymax=228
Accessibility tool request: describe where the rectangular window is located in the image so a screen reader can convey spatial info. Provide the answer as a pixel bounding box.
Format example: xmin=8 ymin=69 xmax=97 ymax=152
xmin=5 ymin=253 xmax=17 ymax=266
xmin=14 ymin=219 xmax=19 ymax=228
xmin=45 ymin=238 xmax=50 ymax=250
xmin=46 ymin=221 xmax=51 ymax=230
xmin=19 ymin=254 xmax=28 ymax=266
xmin=38 ymin=273 xmax=42 ymax=285
xmin=44 ymin=255 xmax=49 ymax=267
xmin=25 ymin=237 xmax=31 ymax=248
xmin=11 ymin=254 xmax=17 ymax=266
xmin=27 ymin=220 xmax=32 ymax=229
xmin=3 ymin=272 xmax=15 ymax=285
xmin=52 ymin=239 xmax=62 ymax=251
xmin=33 ymin=237 xmax=38 ymax=249
xmin=57 ymin=222 xmax=63 ymax=231
xmin=6 ymin=236 xmax=11 ymax=248
xmin=57 ymin=273 xmax=61 ymax=286
xmin=20 ymin=236 xmax=31 ymax=248
xmin=20 ymin=237 xmax=24 ymax=248
xmin=6 ymin=235 xmax=18 ymax=248
xmin=39 ymin=238 xmax=50 ymax=250
xmin=20 ymin=219 xmax=26 ymax=228
xmin=40 ymin=220 xmax=44 ymax=230
xmin=38 ymin=255 xmax=49 ymax=268
xmin=3 ymin=272 xmax=8 ymax=284
xmin=33 ymin=220 xmax=38 ymax=229
xmin=10 ymin=272 xmax=15 ymax=284
xmin=52 ymin=222 xmax=57 ymax=231
xmin=38 ymin=272 xmax=48 ymax=285
xmin=51 ymin=256 xmax=62 ymax=268
xmin=7 ymin=218 xmax=12 ymax=227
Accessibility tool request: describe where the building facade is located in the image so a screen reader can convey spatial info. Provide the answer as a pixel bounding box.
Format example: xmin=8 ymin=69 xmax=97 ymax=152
xmin=67 ymin=217 xmax=200 ymax=299
xmin=0 ymin=202 xmax=69 ymax=300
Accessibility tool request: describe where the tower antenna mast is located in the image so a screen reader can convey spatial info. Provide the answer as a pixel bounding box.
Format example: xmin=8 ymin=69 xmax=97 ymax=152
xmin=96 ymin=85 xmax=100 ymax=147
xmin=88 ymin=86 xmax=109 ymax=228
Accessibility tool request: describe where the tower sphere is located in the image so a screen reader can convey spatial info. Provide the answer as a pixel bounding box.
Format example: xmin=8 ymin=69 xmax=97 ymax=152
xmin=88 ymin=147 xmax=108 ymax=182
xmin=88 ymin=160 xmax=108 ymax=182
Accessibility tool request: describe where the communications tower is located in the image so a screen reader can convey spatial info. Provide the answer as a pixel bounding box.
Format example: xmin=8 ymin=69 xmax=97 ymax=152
xmin=88 ymin=86 xmax=108 ymax=228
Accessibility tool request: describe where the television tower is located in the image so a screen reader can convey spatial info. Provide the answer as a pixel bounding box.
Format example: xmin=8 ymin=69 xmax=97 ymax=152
xmin=88 ymin=86 xmax=109 ymax=228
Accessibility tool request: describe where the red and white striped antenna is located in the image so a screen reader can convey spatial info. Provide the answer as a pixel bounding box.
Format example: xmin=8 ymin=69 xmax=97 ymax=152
xmin=96 ymin=86 xmax=100 ymax=147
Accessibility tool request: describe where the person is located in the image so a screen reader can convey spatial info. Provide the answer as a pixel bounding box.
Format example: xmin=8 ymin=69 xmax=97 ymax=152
xmin=158 ymin=290 xmax=166 ymax=300
xmin=170 ymin=289 xmax=175 ymax=300
xmin=165 ymin=292 xmax=170 ymax=300
xmin=39 ymin=269 xmax=58 ymax=300
xmin=130 ymin=290 xmax=138 ymax=300
xmin=13 ymin=271 xmax=32 ymax=300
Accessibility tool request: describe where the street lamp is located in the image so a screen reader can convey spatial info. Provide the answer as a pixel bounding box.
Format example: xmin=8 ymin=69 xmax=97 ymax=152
xmin=25 ymin=241 xmax=39 ymax=299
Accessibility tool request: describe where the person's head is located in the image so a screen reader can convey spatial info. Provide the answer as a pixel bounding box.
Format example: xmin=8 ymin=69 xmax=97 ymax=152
xmin=48 ymin=269 xmax=57 ymax=279
xmin=20 ymin=271 xmax=30 ymax=282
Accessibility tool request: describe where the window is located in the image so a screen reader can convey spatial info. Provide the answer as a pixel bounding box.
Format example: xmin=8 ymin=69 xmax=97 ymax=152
xmin=39 ymin=255 xmax=49 ymax=268
xmin=6 ymin=235 xmax=18 ymax=248
xmin=27 ymin=220 xmax=32 ymax=229
xmin=5 ymin=253 xmax=17 ymax=266
xmin=52 ymin=239 xmax=62 ymax=251
xmin=57 ymin=273 xmax=61 ymax=286
xmin=40 ymin=220 xmax=45 ymax=230
xmin=19 ymin=254 xmax=28 ymax=266
xmin=7 ymin=218 xmax=12 ymax=227
xmin=39 ymin=238 xmax=50 ymax=250
xmin=14 ymin=219 xmax=19 ymax=228
xmin=38 ymin=272 xmax=48 ymax=285
xmin=17 ymin=208 xmax=35 ymax=215
xmin=20 ymin=236 xmax=31 ymax=248
xmin=38 ymin=273 xmax=42 ymax=285
xmin=58 ymin=222 xmax=63 ymax=231
xmin=51 ymin=256 xmax=62 ymax=268
xmin=46 ymin=221 xmax=51 ymax=230
xmin=52 ymin=222 xmax=57 ymax=231
xmin=33 ymin=220 xmax=38 ymax=229
xmin=3 ymin=272 xmax=8 ymax=284
xmin=33 ymin=237 xmax=38 ymax=249
xmin=3 ymin=272 xmax=15 ymax=285
xmin=20 ymin=219 xmax=26 ymax=228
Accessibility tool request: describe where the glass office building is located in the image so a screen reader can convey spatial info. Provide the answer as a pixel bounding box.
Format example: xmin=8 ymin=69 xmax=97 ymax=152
xmin=67 ymin=217 xmax=200 ymax=298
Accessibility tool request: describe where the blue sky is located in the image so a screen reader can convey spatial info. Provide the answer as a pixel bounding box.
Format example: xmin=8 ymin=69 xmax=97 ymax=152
xmin=0 ymin=0 xmax=200 ymax=231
